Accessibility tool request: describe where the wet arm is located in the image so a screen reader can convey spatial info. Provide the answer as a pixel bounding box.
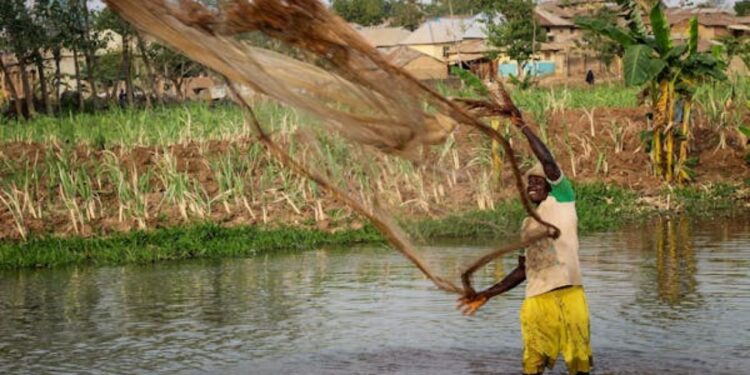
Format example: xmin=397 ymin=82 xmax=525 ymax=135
xmin=481 ymin=256 xmax=526 ymax=299
xmin=520 ymin=126 xmax=561 ymax=182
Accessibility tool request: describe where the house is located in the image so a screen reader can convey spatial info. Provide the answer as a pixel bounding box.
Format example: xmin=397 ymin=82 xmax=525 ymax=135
xmin=387 ymin=46 xmax=448 ymax=80
xmin=356 ymin=26 xmax=411 ymax=53
xmin=446 ymin=39 xmax=497 ymax=79
xmin=536 ymin=6 xmax=577 ymax=45
xmin=663 ymin=8 xmax=738 ymax=40
xmin=398 ymin=16 xmax=484 ymax=60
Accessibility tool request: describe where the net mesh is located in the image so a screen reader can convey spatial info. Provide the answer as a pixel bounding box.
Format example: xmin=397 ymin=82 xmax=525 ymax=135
xmin=105 ymin=0 xmax=559 ymax=295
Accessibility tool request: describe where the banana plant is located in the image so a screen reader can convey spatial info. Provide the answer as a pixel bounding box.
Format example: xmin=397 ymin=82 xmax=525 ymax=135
xmin=577 ymin=1 xmax=727 ymax=183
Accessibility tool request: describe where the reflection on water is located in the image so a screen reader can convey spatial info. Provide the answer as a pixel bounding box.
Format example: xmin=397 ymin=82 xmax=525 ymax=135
xmin=1 ymin=216 xmax=749 ymax=374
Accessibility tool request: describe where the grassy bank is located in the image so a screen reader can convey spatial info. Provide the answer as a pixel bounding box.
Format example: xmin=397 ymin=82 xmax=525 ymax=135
xmin=1 ymin=182 xmax=744 ymax=270
xmin=0 ymin=80 xmax=747 ymax=267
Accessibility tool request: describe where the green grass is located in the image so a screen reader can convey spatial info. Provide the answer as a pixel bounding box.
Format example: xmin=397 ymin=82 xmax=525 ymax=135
xmin=673 ymin=182 xmax=741 ymax=214
xmin=410 ymin=183 xmax=644 ymax=239
xmin=0 ymin=101 xmax=309 ymax=146
xmin=0 ymin=222 xmax=383 ymax=269
xmin=513 ymin=83 xmax=641 ymax=110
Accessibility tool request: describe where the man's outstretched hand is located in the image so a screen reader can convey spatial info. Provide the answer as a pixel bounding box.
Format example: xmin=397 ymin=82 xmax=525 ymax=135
xmin=456 ymin=293 xmax=489 ymax=316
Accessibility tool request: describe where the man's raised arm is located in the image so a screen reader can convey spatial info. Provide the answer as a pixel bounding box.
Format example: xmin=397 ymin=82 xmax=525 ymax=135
xmin=518 ymin=125 xmax=561 ymax=182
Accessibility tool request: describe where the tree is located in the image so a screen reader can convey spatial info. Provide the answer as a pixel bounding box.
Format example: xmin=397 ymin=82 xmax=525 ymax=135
xmin=575 ymin=6 xmax=624 ymax=74
xmin=30 ymin=0 xmax=59 ymax=115
xmin=736 ymin=0 xmax=750 ymax=16
xmin=482 ymin=0 xmax=546 ymax=80
xmin=718 ymin=34 xmax=750 ymax=70
xmin=424 ymin=0 xmax=483 ymax=17
xmin=577 ymin=1 xmax=727 ymax=183
xmin=38 ymin=0 xmax=72 ymax=111
xmin=332 ymin=0 xmax=388 ymax=26
xmin=68 ymin=0 xmax=103 ymax=107
xmin=137 ymin=34 xmax=162 ymax=106
xmin=390 ymin=0 xmax=423 ymax=31
xmin=151 ymin=44 xmax=204 ymax=100
xmin=0 ymin=54 xmax=23 ymax=118
xmin=96 ymin=8 xmax=137 ymax=106
xmin=0 ymin=0 xmax=38 ymax=118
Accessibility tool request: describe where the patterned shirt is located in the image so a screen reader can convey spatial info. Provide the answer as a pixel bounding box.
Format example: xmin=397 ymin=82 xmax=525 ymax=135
xmin=521 ymin=174 xmax=583 ymax=298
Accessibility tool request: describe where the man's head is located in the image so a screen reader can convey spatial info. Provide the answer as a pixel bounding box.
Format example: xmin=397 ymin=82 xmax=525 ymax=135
xmin=525 ymin=163 xmax=550 ymax=205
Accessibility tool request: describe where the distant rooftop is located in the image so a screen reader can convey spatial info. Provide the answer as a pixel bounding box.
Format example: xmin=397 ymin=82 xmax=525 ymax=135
xmin=387 ymin=46 xmax=443 ymax=66
xmin=356 ymin=26 xmax=411 ymax=48
xmin=535 ymin=7 xmax=574 ymax=27
xmin=399 ymin=15 xmax=490 ymax=45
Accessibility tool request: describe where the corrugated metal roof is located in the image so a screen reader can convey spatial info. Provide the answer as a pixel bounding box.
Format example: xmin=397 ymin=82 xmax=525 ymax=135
xmin=535 ymin=8 xmax=574 ymax=27
xmin=387 ymin=46 xmax=444 ymax=66
xmin=653 ymin=8 xmax=740 ymax=27
xmin=357 ymin=26 xmax=411 ymax=48
xmin=447 ymin=39 xmax=494 ymax=54
xmin=399 ymin=16 xmax=485 ymax=45
xmin=447 ymin=53 xmax=487 ymax=63
xmin=728 ymin=24 xmax=750 ymax=32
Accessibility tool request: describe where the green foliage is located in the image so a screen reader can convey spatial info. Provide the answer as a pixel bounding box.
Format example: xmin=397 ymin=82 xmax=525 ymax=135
xmin=0 ymin=0 xmax=37 ymax=60
xmin=617 ymin=0 xmax=649 ymax=39
xmin=673 ymin=183 xmax=740 ymax=214
xmin=0 ymin=222 xmax=383 ymax=269
xmin=63 ymin=0 xmax=105 ymax=68
xmin=94 ymin=8 xmax=135 ymax=40
xmin=508 ymin=73 xmax=536 ymax=90
xmin=96 ymin=51 xmax=124 ymax=85
xmin=449 ymin=66 xmax=488 ymax=97
xmin=717 ymin=34 xmax=750 ymax=71
xmin=390 ymin=0 xmax=423 ymax=31
xmin=736 ymin=0 xmax=750 ymax=16
xmin=649 ymin=3 xmax=672 ymax=55
xmin=483 ymin=0 xmax=546 ymax=74
xmin=332 ymin=0 xmax=388 ymax=26
xmin=512 ymin=84 xmax=640 ymax=109
xmin=576 ymin=3 xmax=728 ymax=183
xmin=574 ymin=7 xmax=625 ymax=69
xmin=149 ymin=44 xmax=205 ymax=97
xmin=622 ymin=44 xmax=665 ymax=86
xmin=574 ymin=183 xmax=642 ymax=233
xmin=423 ymin=0 xmax=484 ymax=17
xmin=578 ymin=4 xmax=726 ymax=90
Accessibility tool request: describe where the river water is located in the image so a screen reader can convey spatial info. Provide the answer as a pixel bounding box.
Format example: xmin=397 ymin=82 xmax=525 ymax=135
xmin=1 ymin=216 xmax=749 ymax=374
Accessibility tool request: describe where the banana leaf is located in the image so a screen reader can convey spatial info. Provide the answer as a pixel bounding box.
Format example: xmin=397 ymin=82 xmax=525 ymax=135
xmin=649 ymin=3 xmax=672 ymax=55
xmin=688 ymin=17 xmax=698 ymax=56
xmin=623 ymin=44 xmax=665 ymax=86
xmin=575 ymin=17 xmax=636 ymax=46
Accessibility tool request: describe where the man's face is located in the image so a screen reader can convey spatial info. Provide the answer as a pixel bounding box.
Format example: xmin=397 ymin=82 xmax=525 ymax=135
xmin=527 ymin=175 xmax=550 ymax=204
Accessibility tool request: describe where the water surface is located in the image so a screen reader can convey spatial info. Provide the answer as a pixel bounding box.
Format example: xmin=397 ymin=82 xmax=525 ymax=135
xmin=1 ymin=216 xmax=749 ymax=374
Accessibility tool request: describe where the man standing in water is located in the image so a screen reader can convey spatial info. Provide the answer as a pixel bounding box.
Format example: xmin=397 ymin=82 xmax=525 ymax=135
xmin=457 ymin=122 xmax=592 ymax=375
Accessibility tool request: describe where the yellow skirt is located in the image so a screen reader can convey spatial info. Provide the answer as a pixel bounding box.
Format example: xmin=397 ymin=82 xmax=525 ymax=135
xmin=520 ymin=286 xmax=592 ymax=374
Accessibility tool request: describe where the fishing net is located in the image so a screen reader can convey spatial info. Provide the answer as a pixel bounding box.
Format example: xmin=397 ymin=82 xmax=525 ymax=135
xmin=105 ymin=0 xmax=559 ymax=296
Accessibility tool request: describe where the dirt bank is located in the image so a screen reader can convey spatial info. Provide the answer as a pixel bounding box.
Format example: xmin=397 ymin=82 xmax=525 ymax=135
xmin=0 ymin=107 xmax=748 ymax=240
